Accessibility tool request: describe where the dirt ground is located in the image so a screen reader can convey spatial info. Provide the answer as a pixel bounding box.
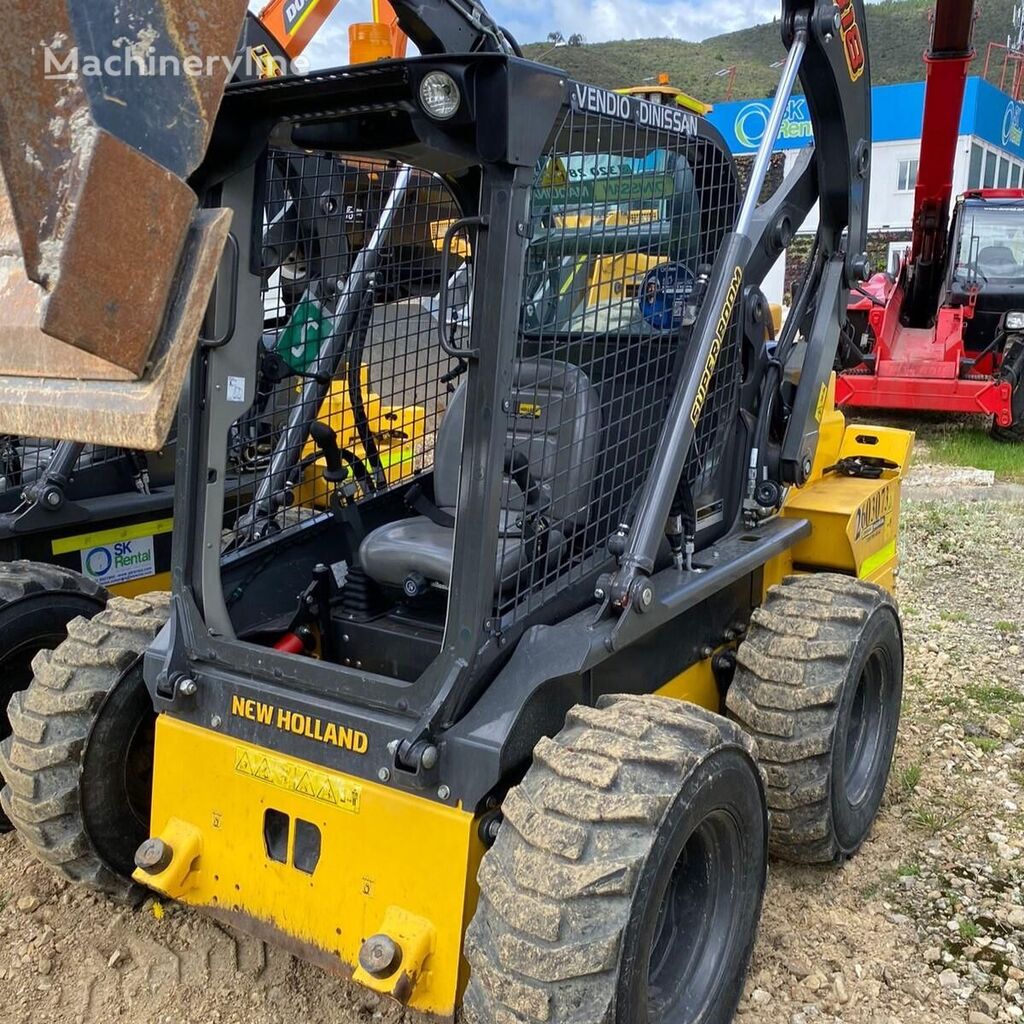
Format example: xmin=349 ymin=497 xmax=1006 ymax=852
xmin=1 ymin=469 xmax=1023 ymax=1024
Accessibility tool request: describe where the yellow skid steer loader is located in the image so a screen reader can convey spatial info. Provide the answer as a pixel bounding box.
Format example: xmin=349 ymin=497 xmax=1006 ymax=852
xmin=0 ymin=2 xmax=912 ymax=1021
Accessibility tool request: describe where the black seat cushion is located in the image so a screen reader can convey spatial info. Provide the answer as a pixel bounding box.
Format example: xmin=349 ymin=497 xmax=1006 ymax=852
xmin=359 ymin=357 xmax=600 ymax=591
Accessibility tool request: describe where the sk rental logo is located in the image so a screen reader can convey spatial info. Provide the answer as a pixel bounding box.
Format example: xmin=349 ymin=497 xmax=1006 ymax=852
xmin=837 ymin=0 xmax=865 ymax=82
xmin=81 ymin=537 xmax=155 ymax=586
xmin=734 ymin=98 xmax=812 ymax=150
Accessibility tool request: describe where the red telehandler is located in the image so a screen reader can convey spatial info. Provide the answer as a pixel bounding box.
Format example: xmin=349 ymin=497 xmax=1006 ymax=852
xmin=836 ymin=0 xmax=1024 ymax=441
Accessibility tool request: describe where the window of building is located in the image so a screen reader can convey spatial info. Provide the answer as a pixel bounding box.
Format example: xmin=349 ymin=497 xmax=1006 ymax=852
xmin=999 ymin=156 xmax=1011 ymax=188
xmin=896 ymin=158 xmax=919 ymax=191
xmin=1013 ymin=164 xmax=1022 ymax=188
xmin=969 ymin=143 xmax=984 ymax=189
xmin=886 ymin=241 xmax=908 ymax=275
xmin=984 ymin=149 xmax=998 ymax=188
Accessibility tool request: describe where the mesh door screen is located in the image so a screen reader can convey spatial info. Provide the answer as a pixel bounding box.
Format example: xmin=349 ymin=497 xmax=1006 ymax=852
xmin=494 ymin=106 xmax=740 ymax=621
xmin=223 ymin=152 xmax=463 ymax=547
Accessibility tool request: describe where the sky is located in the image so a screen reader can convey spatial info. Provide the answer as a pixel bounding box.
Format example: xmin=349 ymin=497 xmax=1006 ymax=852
xmin=248 ymin=0 xmax=810 ymax=70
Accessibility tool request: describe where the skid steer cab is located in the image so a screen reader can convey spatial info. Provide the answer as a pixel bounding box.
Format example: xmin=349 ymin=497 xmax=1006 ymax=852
xmin=1 ymin=2 xmax=915 ymax=1022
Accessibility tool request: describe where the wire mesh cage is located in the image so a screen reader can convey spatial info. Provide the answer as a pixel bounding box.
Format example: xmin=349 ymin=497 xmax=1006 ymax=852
xmin=223 ymin=151 xmax=464 ymax=548
xmin=0 ymin=438 xmax=59 ymax=498
xmin=494 ymin=105 xmax=740 ymax=621
xmin=0 ymin=438 xmax=151 ymax=513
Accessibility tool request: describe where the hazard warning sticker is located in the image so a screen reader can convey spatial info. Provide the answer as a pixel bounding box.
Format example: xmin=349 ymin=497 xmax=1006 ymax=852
xmin=233 ymin=746 xmax=361 ymax=814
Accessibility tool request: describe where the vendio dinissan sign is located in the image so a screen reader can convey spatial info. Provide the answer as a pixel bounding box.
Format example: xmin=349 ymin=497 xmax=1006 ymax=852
xmin=570 ymin=82 xmax=699 ymax=136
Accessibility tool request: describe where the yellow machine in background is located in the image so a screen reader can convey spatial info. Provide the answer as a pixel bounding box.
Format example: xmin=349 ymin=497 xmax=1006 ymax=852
xmin=293 ymin=367 xmax=428 ymax=509
xmin=617 ymin=72 xmax=714 ymax=116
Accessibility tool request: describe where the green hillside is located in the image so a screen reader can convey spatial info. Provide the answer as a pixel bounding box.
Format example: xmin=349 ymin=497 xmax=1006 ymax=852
xmin=521 ymin=0 xmax=1018 ymax=103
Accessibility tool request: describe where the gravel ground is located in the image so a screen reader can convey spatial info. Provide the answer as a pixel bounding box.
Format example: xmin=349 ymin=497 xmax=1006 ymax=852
xmin=1 ymin=478 xmax=1022 ymax=1024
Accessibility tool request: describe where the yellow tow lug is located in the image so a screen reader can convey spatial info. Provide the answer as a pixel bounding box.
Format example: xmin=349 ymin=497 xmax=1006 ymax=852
xmin=354 ymin=906 xmax=437 ymax=1002
xmin=132 ymin=817 xmax=203 ymax=898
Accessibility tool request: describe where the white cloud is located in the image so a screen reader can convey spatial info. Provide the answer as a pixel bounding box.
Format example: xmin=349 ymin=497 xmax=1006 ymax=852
xmin=247 ymin=0 xmax=882 ymax=68
xmin=498 ymin=0 xmax=782 ymax=47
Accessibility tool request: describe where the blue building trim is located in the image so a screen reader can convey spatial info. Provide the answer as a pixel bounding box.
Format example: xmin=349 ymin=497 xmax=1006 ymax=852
xmin=706 ymin=76 xmax=1024 ymax=159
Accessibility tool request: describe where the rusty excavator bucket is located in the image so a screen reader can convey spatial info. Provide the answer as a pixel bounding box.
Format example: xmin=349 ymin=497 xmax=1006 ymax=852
xmin=0 ymin=0 xmax=249 ymax=448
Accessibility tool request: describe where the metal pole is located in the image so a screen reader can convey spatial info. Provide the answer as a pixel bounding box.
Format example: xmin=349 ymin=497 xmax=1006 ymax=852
xmin=735 ymin=32 xmax=806 ymax=238
xmin=608 ymin=32 xmax=806 ymax=599
xmin=244 ymin=165 xmax=413 ymax=530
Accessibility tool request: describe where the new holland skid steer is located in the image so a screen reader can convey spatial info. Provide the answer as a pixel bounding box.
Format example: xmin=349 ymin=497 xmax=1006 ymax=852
xmin=0 ymin=0 xmax=913 ymax=1020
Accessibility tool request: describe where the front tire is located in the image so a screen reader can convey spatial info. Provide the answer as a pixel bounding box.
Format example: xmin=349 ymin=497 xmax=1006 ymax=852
xmin=464 ymin=694 xmax=768 ymax=1024
xmin=0 ymin=561 xmax=107 ymax=831
xmin=0 ymin=593 xmax=170 ymax=900
xmin=726 ymin=574 xmax=903 ymax=863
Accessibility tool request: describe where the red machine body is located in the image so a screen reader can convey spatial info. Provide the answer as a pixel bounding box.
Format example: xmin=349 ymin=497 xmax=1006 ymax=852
xmin=836 ymin=0 xmax=1023 ymax=433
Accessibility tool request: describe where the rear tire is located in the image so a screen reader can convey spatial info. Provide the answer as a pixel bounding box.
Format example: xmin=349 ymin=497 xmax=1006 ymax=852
xmin=464 ymin=694 xmax=768 ymax=1024
xmin=0 ymin=593 xmax=170 ymax=900
xmin=0 ymin=561 xmax=107 ymax=832
xmin=726 ymin=574 xmax=903 ymax=863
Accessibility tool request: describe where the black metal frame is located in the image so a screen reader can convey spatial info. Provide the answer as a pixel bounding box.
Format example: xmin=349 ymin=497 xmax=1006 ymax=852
xmin=146 ymin=0 xmax=873 ymax=814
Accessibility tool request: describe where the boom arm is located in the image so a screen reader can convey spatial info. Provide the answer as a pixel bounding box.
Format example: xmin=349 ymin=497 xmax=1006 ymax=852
xmin=605 ymin=0 xmax=873 ymax=606
xmin=903 ymin=0 xmax=977 ymax=327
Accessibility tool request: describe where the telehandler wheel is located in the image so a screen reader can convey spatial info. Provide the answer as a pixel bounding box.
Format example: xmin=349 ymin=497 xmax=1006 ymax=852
xmin=726 ymin=574 xmax=903 ymax=864
xmin=0 ymin=593 xmax=170 ymax=900
xmin=0 ymin=561 xmax=107 ymax=832
xmin=464 ymin=694 xmax=768 ymax=1024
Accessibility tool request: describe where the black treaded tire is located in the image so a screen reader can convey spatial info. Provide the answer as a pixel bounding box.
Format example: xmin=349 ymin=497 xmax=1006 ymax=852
xmin=464 ymin=694 xmax=768 ymax=1024
xmin=0 ymin=561 xmax=107 ymax=832
xmin=0 ymin=592 xmax=170 ymax=900
xmin=726 ymin=574 xmax=903 ymax=864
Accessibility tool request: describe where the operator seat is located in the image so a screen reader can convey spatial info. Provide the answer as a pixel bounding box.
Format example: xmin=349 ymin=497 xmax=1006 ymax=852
xmin=359 ymin=358 xmax=601 ymax=593
xmin=977 ymin=245 xmax=1017 ymax=273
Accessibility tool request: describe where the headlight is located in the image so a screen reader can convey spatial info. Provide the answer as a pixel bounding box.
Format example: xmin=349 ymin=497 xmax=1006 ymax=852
xmin=419 ymin=71 xmax=461 ymax=120
xmin=1006 ymin=311 xmax=1024 ymax=331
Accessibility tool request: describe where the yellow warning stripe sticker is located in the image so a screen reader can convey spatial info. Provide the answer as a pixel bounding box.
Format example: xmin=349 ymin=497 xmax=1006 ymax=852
xmin=288 ymin=0 xmax=324 ymax=38
xmin=51 ymin=517 xmax=174 ymax=556
xmin=859 ymin=539 xmax=897 ymax=580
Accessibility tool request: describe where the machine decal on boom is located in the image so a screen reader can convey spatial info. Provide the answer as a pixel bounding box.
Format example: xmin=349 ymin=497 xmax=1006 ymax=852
xmin=233 ymin=745 xmax=362 ymax=812
xmin=230 ymin=695 xmax=369 ymax=753
xmin=691 ymin=267 xmax=743 ymax=426
xmin=837 ymin=0 xmax=866 ymax=82
xmin=570 ymin=83 xmax=699 ymax=136
xmin=853 ymin=480 xmax=895 ymax=542
xmin=283 ymin=0 xmax=317 ymax=35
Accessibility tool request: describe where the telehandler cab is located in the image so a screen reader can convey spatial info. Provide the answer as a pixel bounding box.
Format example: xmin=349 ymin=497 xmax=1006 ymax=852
xmin=0 ymin=1 xmax=913 ymax=1021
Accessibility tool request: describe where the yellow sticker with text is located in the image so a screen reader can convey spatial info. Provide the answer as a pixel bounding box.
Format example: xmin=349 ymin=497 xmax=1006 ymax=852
xmin=814 ymin=383 xmax=828 ymax=424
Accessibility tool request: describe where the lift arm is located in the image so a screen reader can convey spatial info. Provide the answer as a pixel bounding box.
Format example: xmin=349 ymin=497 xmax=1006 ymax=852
xmin=902 ymin=0 xmax=977 ymax=327
xmin=607 ymin=0 xmax=873 ymax=606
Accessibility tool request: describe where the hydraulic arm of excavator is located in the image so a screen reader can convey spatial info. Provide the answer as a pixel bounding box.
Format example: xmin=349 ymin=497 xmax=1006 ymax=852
xmin=901 ymin=0 xmax=977 ymax=327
